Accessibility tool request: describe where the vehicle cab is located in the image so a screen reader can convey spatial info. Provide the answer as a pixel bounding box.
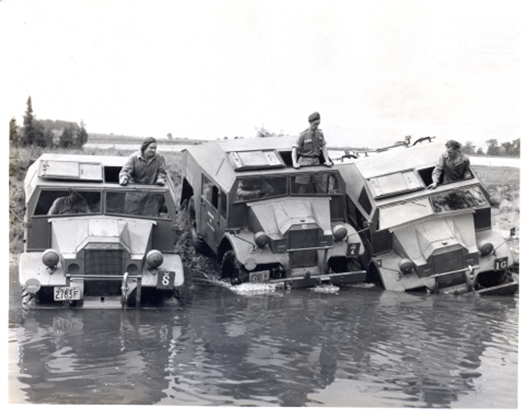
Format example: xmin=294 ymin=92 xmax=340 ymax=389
xmin=19 ymin=153 xmax=184 ymax=309
xmin=179 ymin=137 xmax=367 ymax=288
xmin=336 ymin=139 xmax=518 ymax=294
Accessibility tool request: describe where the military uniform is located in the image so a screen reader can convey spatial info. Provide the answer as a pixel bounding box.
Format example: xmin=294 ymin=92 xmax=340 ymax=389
xmin=432 ymin=152 xmax=472 ymax=185
xmin=293 ymin=127 xmax=326 ymax=190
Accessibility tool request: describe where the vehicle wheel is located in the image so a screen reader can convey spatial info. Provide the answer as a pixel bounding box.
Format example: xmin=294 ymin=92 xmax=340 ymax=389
xmin=21 ymin=286 xmax=38 ymax=310
xmin=187 ymin=196 xmax=209 ymax=254
xmin=221 ymin=250 xmax=248 ymax=285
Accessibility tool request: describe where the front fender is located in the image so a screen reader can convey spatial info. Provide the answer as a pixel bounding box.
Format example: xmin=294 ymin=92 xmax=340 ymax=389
xmin=19 ymin=252 xmax=67 ymax=286
xmin=141 ymin=253 xmax=184 ymax=288
xmin=371 ymin=254 xmax=435 ymax=292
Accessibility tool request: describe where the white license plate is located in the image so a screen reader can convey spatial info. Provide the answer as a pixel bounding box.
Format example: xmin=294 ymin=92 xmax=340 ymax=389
xmin=54 ymin=287 xmax=81 ymax=301
xmin=249 ymin=270 xmax=270 ymax=283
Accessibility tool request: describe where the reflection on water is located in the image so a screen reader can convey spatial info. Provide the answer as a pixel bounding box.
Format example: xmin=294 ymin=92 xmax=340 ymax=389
xmin=9 ymin=267 xmax=518 ymax=407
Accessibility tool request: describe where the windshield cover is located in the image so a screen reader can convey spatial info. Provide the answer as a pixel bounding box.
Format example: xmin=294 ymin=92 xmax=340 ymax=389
xmin=291 ymin=172 xmax=342 ymax=195
xmin=235 ymin=176 xmax=288 ymax=202
xmin=379 ymin=197 xmax=433 ymax=229
xmin=430 ymin=187 xmax=488 ymax=213
xmin=106 ymin=190 xmax=169 ymax=218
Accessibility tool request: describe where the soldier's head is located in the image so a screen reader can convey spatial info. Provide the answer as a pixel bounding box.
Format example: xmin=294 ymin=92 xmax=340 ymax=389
xmin=308 ymin=112 xmax=321 ymax=129
xmin=445 ymin=140 xmax=461 ymax=156
xmin=141 ymin=137 xmax=157 ymax=159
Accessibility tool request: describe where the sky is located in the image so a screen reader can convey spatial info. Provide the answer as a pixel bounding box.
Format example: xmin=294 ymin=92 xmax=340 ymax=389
xmin=2 ymin=0 xmax=524 ymax=149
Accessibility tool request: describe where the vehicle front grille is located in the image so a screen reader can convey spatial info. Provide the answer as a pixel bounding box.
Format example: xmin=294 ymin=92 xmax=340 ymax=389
xmin=289 ymin=229 xmax=318 ymax=249
xmin=85 ymin=249 xmax=123 ymax=275
xmin=290 ymin=250 xmax=317 ymax=268
xmin=431 ymin=247 xmax=465 ymax=288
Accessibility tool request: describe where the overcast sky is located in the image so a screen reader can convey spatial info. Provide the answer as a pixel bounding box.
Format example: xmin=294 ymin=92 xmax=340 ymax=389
xmin=2 ymin=0 xmax=524 ymax=148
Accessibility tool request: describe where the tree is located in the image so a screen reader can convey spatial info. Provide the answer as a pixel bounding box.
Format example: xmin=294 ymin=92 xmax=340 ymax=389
xmin=486 ymin=139 xmax=500 ymax=156
xmin=167 ymin=133 xmax=173 ymax=139
xmin=59 ymin=126 xmax=75 ymax=149
xmin=255 ymin=125 xmax=283 ymax=137
xmin=9 ymin=117 xmax=18 ymax=146
xmin=21 ymin=96 xmax=37 ymax=146
xmin=461 ymin=141 xmax=476 ymax=155
xmin=476 ymin=147 xmax=484 ymax=155
xmin=500 ymin=139 xmax=520 ymax=157
xmin=78 ymin=120 xmax=88 ymax=147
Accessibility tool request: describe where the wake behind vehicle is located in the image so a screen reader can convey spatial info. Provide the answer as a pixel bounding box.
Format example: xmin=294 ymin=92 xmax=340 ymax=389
xmin=336 ymin=139 xmax=518 ymax=294
xmin=179 ymin=137 xmax=367 ymax=288
xmin=19 ymin=153 xmax=184 ymax=309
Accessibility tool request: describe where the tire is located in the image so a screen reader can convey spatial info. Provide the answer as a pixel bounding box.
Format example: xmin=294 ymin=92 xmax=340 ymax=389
xmin=187 ymin=196 xmax=209 ymax=254
xmin=21 ymin=286 xmax=38 ymax=310
xmin=221 ymin=250 xmax=248 ymax=285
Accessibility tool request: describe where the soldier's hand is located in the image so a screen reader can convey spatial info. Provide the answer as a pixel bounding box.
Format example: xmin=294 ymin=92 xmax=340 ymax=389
xmin=325 ymin=161 xmax=333 ymax=167
xmin=156 ymin=180 xmax=165 ymax=186
xmin=119 ymin=177 xmax=128 ymax=186
xmin=293 ymin=164 xmax=300 ymax=169
xmin=427 ymin=182 xmax=438 ymax=190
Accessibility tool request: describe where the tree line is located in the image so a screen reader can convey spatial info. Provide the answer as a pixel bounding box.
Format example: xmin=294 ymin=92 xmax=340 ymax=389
xmin=9 ymin=96 xmax=88 ymax=149
xmin=461 ymin=139 xmax=520 ymax=158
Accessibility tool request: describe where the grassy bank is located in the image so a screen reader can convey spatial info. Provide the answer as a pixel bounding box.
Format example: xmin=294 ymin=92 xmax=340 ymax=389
xmin=9 ymin=146 xmax=520 ymax=262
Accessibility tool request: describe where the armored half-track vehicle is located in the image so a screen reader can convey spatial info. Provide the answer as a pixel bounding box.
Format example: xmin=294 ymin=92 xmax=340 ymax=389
xmin=19 ymin=153 xmax=184 ymax=309
xmin=179 ymin=137 xmax=367 ymax=288
xmin=336 ymin=139 xmax=518 ymax=294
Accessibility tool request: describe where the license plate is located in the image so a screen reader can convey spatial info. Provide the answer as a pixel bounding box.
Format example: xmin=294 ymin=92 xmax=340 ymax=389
xmin=157 ymin=269 xmax=176 ymax=290
xmin=54 ymin=287 xmax=81 ymax=301
xmin=494 ymin=257 xmax=509 ymax=271
xmin=249 ymin=270 xmax=270 ymax=283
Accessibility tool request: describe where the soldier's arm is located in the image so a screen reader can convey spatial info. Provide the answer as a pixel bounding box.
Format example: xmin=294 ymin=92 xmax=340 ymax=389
xmin=119 ymin=154 xmax=136 ymax=185
xmin=462 ymin=158 xmax=472 ymax=180
xmin=427 ymin=154 xmax=445 ymax=189
xmin=156 ymin=156 xmax=168 ymax=185
xmin=48 ymin=199 xmax=60 ymax=215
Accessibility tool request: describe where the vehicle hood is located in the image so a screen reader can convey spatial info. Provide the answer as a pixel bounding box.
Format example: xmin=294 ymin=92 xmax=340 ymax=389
xmin=391 ymin=213 xmax=478 ymax=266
xmin=247 ymin=198 xmax=332 ymax=238
xmin=49 ymin=216 xmax=156 ymax=259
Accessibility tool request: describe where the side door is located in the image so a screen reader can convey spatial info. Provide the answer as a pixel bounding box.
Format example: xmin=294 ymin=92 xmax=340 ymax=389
xmin=199 ymin=174 xmax=222 ymax=250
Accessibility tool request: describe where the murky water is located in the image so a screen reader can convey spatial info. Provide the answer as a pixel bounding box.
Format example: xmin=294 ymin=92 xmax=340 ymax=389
xmin=8 ymin=264 xmax=519 ymax=407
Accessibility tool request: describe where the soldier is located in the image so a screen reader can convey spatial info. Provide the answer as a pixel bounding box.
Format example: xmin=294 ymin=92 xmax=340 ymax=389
xmin=292 ymin=112 xmax=333 ymax=193
xmin=119 ymin=137 xmax=167 ymax=186
xmin=236 ymin=177 xmax=274 ymax=201
xmin=48 ymin=190 xmax=90 ymax=215
xmin=119 ymin=137 xmax=168 ymax=216
xmin=427 ymin=140 xmax=472 ymax=189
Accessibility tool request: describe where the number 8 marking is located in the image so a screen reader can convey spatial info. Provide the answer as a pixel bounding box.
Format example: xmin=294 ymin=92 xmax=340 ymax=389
xmin=162 ymin=272 xmax=171 ymax=286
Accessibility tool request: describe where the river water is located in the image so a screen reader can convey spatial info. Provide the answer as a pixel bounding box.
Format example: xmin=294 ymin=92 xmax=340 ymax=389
xmin=8 ymin=263 xmax=519 ymax=408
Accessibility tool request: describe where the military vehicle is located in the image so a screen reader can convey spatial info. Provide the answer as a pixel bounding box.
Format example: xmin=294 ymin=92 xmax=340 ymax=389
xmin=336 ymin=139 xmax=518 ymax=294
xmin=19 ymin=153 xmax=184 ymax=309
xmin=179 ymin=136 xmax=367 ymax=288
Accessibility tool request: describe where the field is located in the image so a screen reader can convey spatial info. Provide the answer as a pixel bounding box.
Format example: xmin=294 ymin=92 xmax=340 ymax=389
xmin=9 ymin=147 xmax=520 ymax=265
xmin=88 ymin=132 xmax=204 ymax=146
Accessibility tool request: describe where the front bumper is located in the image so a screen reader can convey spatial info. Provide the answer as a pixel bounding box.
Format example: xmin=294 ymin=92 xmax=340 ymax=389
xmin=265 ymin=270 xmax=367 ymax=289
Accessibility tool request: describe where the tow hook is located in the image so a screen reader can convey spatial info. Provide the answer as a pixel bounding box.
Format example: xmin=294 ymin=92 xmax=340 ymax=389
xmin=121 ymin=272 xmax=130 ymax=309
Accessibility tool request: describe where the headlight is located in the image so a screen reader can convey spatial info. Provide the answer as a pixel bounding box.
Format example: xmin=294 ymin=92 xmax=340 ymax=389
xmin=42 ymin=249 xmax=60 ymax=268
xmin=146 ymin=249 xmax=164 ymax=268
xmin=245 ymin=258 xmax=257 ymax=271
xmin=254 ymin=231 xmax=270 ymax=248
xmin=478 ymin=241 xmax=494 ymax=256
xmin=332 ymin=224 xmax=348 ymax=241
xmin=399 ymin=258 xmax=414 ymax=274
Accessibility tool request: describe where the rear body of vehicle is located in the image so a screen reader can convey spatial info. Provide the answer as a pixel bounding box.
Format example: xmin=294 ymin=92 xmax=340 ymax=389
xmin=179 ymin=137 xmax=367 ymax=288
xmin=20 ymin=153 xmax=184 ymax=309
xmin=336 ymin=139 xmax=518 ymax=295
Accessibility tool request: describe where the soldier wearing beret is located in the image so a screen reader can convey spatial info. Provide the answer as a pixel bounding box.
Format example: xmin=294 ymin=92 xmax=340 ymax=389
xmin=292 ymin=112 xmax=333 ymax=193
xmin=119 ymin=137 xmax=168 ymax=216
xmin=427 ymin=140 xmax=472 ymax=189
